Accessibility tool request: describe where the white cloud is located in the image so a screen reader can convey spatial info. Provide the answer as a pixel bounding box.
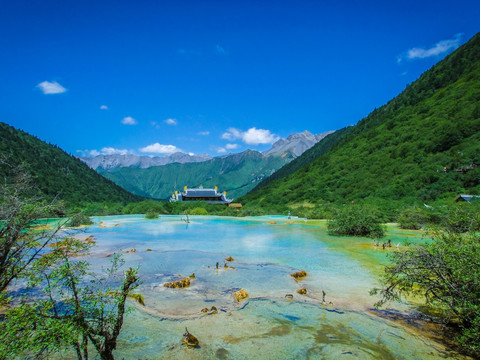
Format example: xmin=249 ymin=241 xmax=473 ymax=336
xmin=188 ymin=152 xmax=195 ymax=156
xmin=122 ymin=116 xmax=137 ymax=125
xmin=139 ymin=143 xmax=180 ymax=154
xmin=36 ymin=81 xmax=67 ymax=94
xmin=226 ymin=143 xmax=239 ymax=149
xmin=100 ymin=147 xmax=129 ymax=155
xmin=221 ymin=127 xmax=242 ymax=141
xmin=221 ymin=127 xmax=279 ymax=145
xmin=215 ymin=44 xmax=227 ymax=55
xmin=150 ymin=121 xmax=160 ymax=129
xmin=100 ymin=105 xmax=108 ymax=110
xmin=215 ymin=147 xmax=227 ymax=154
xmin=398 ymin=34 xmax=463 ymax=62
xmin=77 ymin=147 xmax=130 ymax=157
xmin=164 ymin=118 xmax=177 ymax=125
xmin=198 ymin=131 xmax=210 ymax=136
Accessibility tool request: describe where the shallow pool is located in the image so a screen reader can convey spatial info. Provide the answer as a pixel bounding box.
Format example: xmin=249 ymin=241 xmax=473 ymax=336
xmin=76 ymin=215 xmax=454 ymax=359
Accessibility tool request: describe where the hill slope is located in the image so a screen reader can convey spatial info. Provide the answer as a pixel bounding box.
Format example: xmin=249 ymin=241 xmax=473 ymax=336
xmin=0 ymin=122 xmax=141 ymax=204
xmin=102 ymin=150 xmax=295 ymax=200
xmin=240 ymin=33 xmax=480 ymax=211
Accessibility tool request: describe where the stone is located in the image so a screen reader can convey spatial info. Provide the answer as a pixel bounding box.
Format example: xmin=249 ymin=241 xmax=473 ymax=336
xmin=182 ymin=328 xmax=199 ymax=348
xmin=209 ymin=306 xmax=218 ymax=314
xmin=164 ymin=277 xmax=191 ymax=288
xmin=225 ymin=256 xmax=234 ymax=262
xmin=297 ymin=288 xmax=307 ymax=295
xmin=189 ymin=273 xmax=195 ymax=279
xmin=201 ymin=307 xmax=209 ymax=314
xmin=146 ymin=248 xmax=152 ymax=251
xmin=290 ymin=270 xmax=307 ymax=279
xmin=233 ymin=289 xmax=249 ymax=302
xmin=285 ymin=294 xmax=294 ymax=301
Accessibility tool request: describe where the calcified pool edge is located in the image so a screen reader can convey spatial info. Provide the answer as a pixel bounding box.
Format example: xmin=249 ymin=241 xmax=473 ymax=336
xmin=66 ymin=215 xmax=462 ymax=359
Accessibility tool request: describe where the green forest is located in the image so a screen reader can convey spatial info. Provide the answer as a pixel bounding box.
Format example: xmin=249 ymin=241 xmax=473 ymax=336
xmin=0 ymin=122 xmax=140 ymax=207
xmin=101 ymin=149 xmax=293 ymax=200
xmin=240 ymin=33 xmax=480 ymax=215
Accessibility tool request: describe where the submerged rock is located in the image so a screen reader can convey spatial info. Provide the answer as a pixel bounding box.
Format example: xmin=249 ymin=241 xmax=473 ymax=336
xmin=285 ymin=294 xmax=294 ymax=301
xmin=225 ymin=256 xmax=234 ymax=262
xmin=164 ymin=277 xmax=191 ymax=288
xmin=297 ymin=288 xmax=307 ymax=295
xmin=290 ymin=270 xmax=307 ymax=279
xmin=233 ymin=289 xmax=249 ymax=302
xmin=209 ymin=306 xmax=218 ymax=314
xmin=182 ymin=328 xmax=199 ymax=348
xmin=146 ymin=248 xmax=152 ymax=251
xmin=189 ymin=273 xmax=195 ymax=279
xmin=201 ymin=307 xmax=209 ymax=314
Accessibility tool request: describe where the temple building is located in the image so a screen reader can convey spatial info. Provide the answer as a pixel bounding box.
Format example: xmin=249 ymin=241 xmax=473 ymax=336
xmin=170 ymin=186 xmax=232 ymax=204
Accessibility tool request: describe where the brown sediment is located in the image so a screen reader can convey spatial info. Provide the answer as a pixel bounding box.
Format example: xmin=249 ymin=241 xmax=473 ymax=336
xmin=290 ymin=270 xmax=307 ymax=279
xmin=128 ymin=293 xmax=145 ymax=305
xmin=269 ymin=221 xmax=276 ymax=224
xmin=99 ymin=221 xmax=120 ymax=228
xmin=262 ymin=324 xmax=291 ymax=337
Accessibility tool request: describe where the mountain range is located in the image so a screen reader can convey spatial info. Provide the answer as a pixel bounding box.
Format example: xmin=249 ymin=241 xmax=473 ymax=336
xmin=81 ymin=152 xmax=212 ymax=171
xmin=81 ymin=130 xmax=331 ymax=171
xmin=81 ymin=130 xmax=334 ymax=199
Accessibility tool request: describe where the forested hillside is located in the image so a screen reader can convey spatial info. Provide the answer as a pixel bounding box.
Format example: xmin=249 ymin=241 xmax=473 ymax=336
xmin=103 ymin=149 xmax=293 ymax=200
xmin=251 ymin=126 xmax=352 ymax=192
xmin=0 ymin=122 xmax=141 ymax=204
xmin=240 ymin=32 xmax=480 ymax=212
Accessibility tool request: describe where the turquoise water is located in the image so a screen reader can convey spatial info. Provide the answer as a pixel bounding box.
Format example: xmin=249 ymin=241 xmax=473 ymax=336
xmin=77 ymin=215 xmax=455 ymax=359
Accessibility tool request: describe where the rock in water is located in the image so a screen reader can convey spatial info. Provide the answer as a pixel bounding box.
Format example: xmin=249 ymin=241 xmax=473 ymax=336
xmin=164 ymin=277 xmax=191 ymax=288
xmin=182 ymin=328 xmax=199 ymax=348
xmin=290 ymin=270 xmax=307 ymax=279
xmin=225 ymin=256 xmax=234 ymax=262
xmin=233 ymin=289 xmax=249 ymax=302
xmin=297 ymin=288 xmax=307 ymax=295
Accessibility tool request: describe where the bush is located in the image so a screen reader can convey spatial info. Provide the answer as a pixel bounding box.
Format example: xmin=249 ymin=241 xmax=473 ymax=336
xmin=372 ymin=231 xmax=480 ymax=357
xmin=145 ymin=210 xmax=159 ymax=219
xmin=68 ymin=212 xmax=93 ymax=227
xmin=327 ymin=205 xmax=385 ymax=238
xmin=438 ymin=202 xmax=480 ymax=233
xmin=397 ymin=206 xmax=429 ymax=229
xmin=187 ymin=207 xmax=209 ymax=216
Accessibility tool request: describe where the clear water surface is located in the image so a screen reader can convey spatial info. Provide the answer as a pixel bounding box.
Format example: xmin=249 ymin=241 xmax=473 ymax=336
xmin=71 ymin=215 xmax=457 ymax=359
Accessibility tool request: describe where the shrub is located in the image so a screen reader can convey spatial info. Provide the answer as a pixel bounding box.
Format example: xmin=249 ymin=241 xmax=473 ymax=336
xmin=327 ymin=205 xmax=385 ymax=238
xmin=397 ymin=206 xmax=428 ymax=229
xmin=438 ymin=202 xmax=480 ymax=233
xmin=372 ymin=231 xmax=480 ymax=357
xmin=68 ymin=212 xmax=93 ymax=227
xmin=145 ymin=210 xmax=159 ymax=219
xmin=188 ymin=207 xmax=209 ymax=215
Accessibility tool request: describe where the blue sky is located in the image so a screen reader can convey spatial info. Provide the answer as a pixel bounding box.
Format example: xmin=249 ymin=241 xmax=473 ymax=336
xmin=1 ymin=0 xmax=479 ymax=157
